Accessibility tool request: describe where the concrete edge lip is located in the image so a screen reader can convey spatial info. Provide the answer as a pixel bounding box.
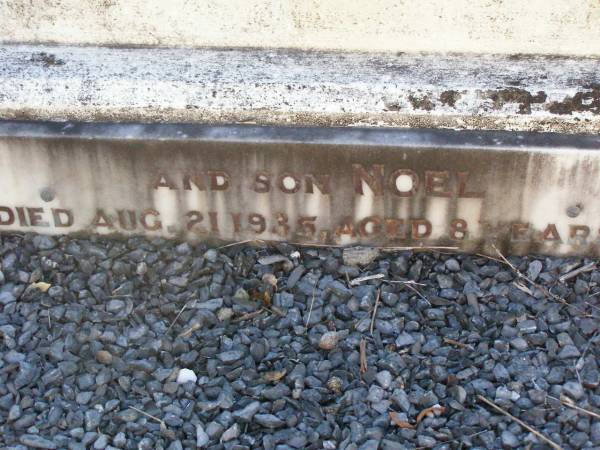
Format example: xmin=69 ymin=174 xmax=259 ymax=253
xmin=1 ymin=44 xmax=600 ymax=134
xmin=1 ymin=120 xmax=600 ymax=152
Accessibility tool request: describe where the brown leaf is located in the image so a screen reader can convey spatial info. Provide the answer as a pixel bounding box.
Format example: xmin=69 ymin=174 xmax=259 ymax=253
xmin=416 ymin=404 xmax=446 ymax=423
xmin=249 ymin=288 xmax=271 ymax=306
xmin=262 ymin=273 xmax=278 ymax=288
xmin=264 ymin=369 xmax=287 ymax=382
xmin=262 ymin=290 xmax=271 ymax=306
xmin=30 ymin=281 xmax=51 ymax=292
xmin=389 ymin=411 xmax=415 ymax=429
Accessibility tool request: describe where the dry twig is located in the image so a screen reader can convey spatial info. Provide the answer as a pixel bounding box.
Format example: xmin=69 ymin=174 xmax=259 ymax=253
xmin=232 ymin=309 xmax=266 ymax=323
xmin=350 ymin=273 xmax=385 ymax=286
xmin=380 ymin=246 xmax=460 ymax=252
xmin=306 ymin=287 xmax=317 ymax=329
xmin=559 ymin=262 xmax=596 ymax=283
xmin=165 ymin=302 xmax=188 ymax=335
xmin=490 ymin=244 xmax=575 ymax=310
xmin=548 ymin=395 xmax=600 ymax=420
xmin=443 ymin=337 xmax=471 ymax=349
xmin=217 ymin=239 xmax=265 ymax=249
xmin=177 ymin=321 xmax=201 ymax=338
xmin=369 ymin=289 xmax=381 ymax=335
xmin=359 ymin=339 xmax=368 ymax=375
xmin=129 ymin=406 xmax=166 ymax=426
xmin=477 ymin=395 xmax=563 ymax=450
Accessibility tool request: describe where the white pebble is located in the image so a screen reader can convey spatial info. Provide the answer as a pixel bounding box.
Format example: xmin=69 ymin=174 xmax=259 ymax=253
xmin=319 ymin=331 xmax=338 ymax=350
xmin=176 ymin=368 xmax=197 ymax=384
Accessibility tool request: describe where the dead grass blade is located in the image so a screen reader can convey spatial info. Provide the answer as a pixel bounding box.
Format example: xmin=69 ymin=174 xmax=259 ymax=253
xmin=559 ymin=262 xmax=596 ymax=283
xmin=359 ymin=339 xmax=368 ymax=375
xmin=369 ymin=289 xmax=381 ymax=335
xmin=477 ymin=395 xmax=563 ymax=450
xmin=549 ymin=394 xmax=600 ymax=420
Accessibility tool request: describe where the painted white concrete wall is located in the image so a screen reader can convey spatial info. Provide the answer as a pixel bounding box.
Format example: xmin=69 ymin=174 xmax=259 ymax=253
xmin=1 ymin=0 xmax=600 ymax=56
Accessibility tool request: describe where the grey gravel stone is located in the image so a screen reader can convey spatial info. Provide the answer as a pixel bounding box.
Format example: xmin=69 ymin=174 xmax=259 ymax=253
xmin=527 ymin=260 xmax=543 ymax=281
xmin=220 ymin=423 xmax=240 ymax=441
xmin=33 ymin=235 xmax=57 ymax=250
xmin=395 ymin=332 xmax=415 ymax=347
xmin=196 ymin=424 xmax=209 ymax=448
xmin=19 ymin=434 xmax=57 ymax=449
xmin=254 ymin=414 xmax=285 ymax=428
xmin=501 ymin=431 xmax=519 ymax=448
xmin=232 ymin=401 xmax=261 ymax=422
xmin=1 ymin=234 xmax=599 ymax=450
xmin=558 ymin=345 xmax=581 ymax=359
xmin=562 ymin=381 xmax=585 ymax=399
xmin=217 ymin=350 xmax=245 ymax=363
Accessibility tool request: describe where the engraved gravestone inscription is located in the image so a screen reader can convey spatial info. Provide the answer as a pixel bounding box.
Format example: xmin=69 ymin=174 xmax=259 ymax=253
xmin=0 ymin=121 xmax=599 ymax=256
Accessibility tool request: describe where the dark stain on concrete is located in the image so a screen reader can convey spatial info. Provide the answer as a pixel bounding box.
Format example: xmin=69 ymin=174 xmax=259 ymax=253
xmin=487 ymin=88 xmax=547 ymax=114
xmin=383 ymin=100 xmax=402 ymax=112
xmin=440 ymin=90 xmax=461 ymax=107
xmin=547 ymin=89 xmax=600 ymax=115
xmin=30 ymin=52 xmax=65 ymax=67
xmin=408 ymin=94 xmax=434 ymax=111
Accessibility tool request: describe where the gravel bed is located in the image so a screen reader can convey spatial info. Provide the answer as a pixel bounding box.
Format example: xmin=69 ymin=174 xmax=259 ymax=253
xmin=0 ymin=233 xmax=599 ymax=449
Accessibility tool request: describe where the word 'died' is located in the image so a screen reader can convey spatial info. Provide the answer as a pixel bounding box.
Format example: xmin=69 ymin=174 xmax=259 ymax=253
xmin=0 ymin=206 xmax=73 ymax=228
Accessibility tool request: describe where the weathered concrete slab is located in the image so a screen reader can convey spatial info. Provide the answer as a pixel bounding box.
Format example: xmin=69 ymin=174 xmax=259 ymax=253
xmin=1 ymin=120 xmax=599 ymax=256
xmin=1 ymin=45 xmax=599 ymax=134
xmin=1 ymin=0 xmax=600 ymax=56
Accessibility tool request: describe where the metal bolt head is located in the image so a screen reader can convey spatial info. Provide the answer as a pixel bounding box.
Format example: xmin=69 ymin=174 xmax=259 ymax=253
xmin=40 ymin=187 xmax=55 ymax=202
xmin=566 ymin=204 xmax=582 ymax=218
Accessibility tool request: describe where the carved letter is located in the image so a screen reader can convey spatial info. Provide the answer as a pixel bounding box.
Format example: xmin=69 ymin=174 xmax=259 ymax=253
xmin=511 ymin=222 xmax=529 ymax=241
xmin=277 ymin=173 xmax=301 ymax=194
xmin=305 ymin=174 xmax=330 ymax=194
xmin=0 ymin=207 xmax=14 ymax=226
xmin=117 ymin=210 xmax=137 ymax=230
xmin=353 ymin=164 xmax=384 ymax=196
xmin=541 ymin=224 xmax=561 ymax=242
xmin=91 ymin=209 xmax=114 ymax=228
xmin=570 ymin=225 xmax=590 ymax=245
xmin=27 ymin=207 xmax=49 ymax=227
xmin=141 ymin=209 xmax=162 ymax=231
xmin=457 ymin=172 xmax=484 ymax=198
xmin=253 ymin=171 xmax=270 ymax=193
xmin=425 ymin=171 xmax=451 ymax=197
xmin=208 ymin=171 xmax=230 ymax=191
xmin=389 ymin=169 xmax=418 ymax=197
xmin=411 ymin=219 xmax=432 ymax=238
xmin=52 ymin=208 xmax=73 ymax=227
xmin=182 ymin=174 xmax=206 ymax=191
xmin=152 ymin=173 xmax=177 ymax=190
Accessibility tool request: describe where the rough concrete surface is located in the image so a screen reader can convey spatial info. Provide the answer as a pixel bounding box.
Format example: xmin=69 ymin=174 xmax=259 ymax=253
xmin=1 ymin=45 xmax=600 ymax=133
xmin=1 ymin=0 xmax=600 ymax=56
